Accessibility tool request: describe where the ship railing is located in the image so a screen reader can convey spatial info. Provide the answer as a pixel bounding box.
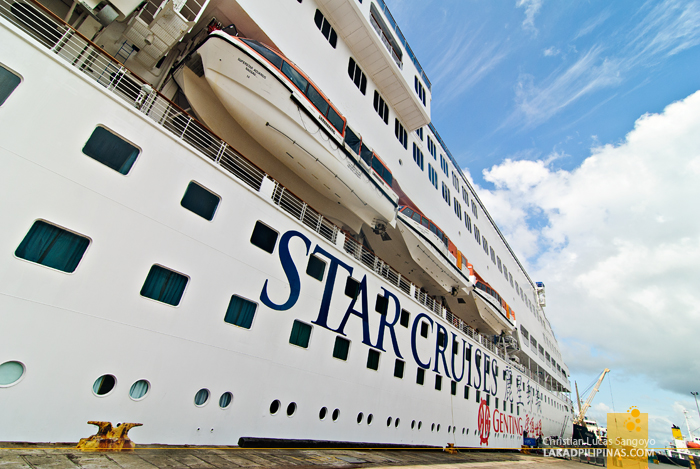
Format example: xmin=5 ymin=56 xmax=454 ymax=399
xmin=270 ymin=183 xmax=339 ymax=244
xmin=0 ymin=0 xmax=267 ymax=195
xmin=0 ymin=0 xmax=504 ymax=360
xmin=369 ymin=12 xmax=402 ymax=70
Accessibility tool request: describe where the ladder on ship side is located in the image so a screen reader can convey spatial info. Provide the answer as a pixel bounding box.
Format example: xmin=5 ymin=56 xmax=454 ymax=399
xmin=98 ymin=40 xmax=134 ymax=87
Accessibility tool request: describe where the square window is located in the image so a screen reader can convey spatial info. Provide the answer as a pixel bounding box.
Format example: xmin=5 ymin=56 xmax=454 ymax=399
xmin=393 ymin=359 xmax=404 ymax=378
xmin=180 ymin=181 xmax=220 ymax=221
xmin=82 ymin=126 xmax=139 ymax=175
xmin=452 ymin=341 xmax=459 ymax=355
xmin=224 ymin=295 xmax=256 ymax=329
xmin=451 ymin=381 xmax=457 ymax=395
xmin=437 ymin=331 xmax=446 ymax=347
xmin=496 ymin=397 xmax=499 ymax=409
xmin=333 ymin=336 xmax=350 ymax=360
xmin=345 ymin=277 xmax=360 ymax=299
xmin=140 ymin=264 xmax=188 ymax=306
xmin=306 ymin=255 xmax=326 ymax=281
xmin=400 ymin=309 xmax=410 ymax=328
xmin=486 ymin=394 xmax=490 ymax=406
xmin=0 ymin=64 xmax=21 ymax=106
xmin=289 ymin=320 xmax=312 ymax=348
xmin=15 ymin=220 xmax=90 ymax=273
xmin=375 ymin=294 xmax=388 ymax=315
xmin=416 ymin=367 xmax=425 ymax=385
xmin=420 ymin=321 xmax=429 ymax=338
xmin=476 ymin=390 xmax=481 ymax=402
xmin=367 ymin=349 xmax=380 ymax=370
xmin=511 ymin=403 xmax=514 ymax=413
xmin=464 ymin=386 xmax=470 ymax=399
xmin=435 ymin=375 xmax=442 ymax=391
xmin=250 ymin=221 xmax=278 ymax=253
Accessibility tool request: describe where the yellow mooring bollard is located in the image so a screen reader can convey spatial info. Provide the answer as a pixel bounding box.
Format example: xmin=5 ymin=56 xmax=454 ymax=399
xmin=76 ymin=421 xmax=142 ymax=452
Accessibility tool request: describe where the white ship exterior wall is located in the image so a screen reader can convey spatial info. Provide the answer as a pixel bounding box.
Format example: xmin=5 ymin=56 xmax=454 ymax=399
xmin=0 ymin=5 xmax=570 ymax=446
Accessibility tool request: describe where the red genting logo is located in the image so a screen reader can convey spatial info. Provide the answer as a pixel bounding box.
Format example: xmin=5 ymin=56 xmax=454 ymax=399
xmin=478 ymin=398 xmax=491 ymax=445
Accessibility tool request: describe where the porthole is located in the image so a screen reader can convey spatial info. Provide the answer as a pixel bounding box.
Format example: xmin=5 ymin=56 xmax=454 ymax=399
xmin=367 ymin=413 xmax=373 ymax=425
xmin=386 ymin=417 xmax=392 ymax=427
xmin=453 ymin=427 xmax=457 ymax=434
xmin=286 ymin=402 xmax=297 ymax=417
xmin=418 ymin=421 xmax=422 ymax=430
xmin=92 ymin=374 xmax=116 ymax=396
xmin=219 ymin=392 xmax=233 ymax=409
xmin=319 ymin=407 xmax=328 ymax=420
xmin=437 ymin=424 xmax=441 ymax=432
xmin=270 ymin=399 xmax=281 ymax=415
xmin=194 ymin=388 xmax=210 ymax=406
xmin=128 ymin=380 xmax=150 ymax=400
xmin=332 ymin=408 xmax=340 ymax=421
xmin=411 ymin=420 xmax=416 ymax=430
xmin=448 ymin=425 xmax=452 ymax=433
xmin=0 ymin=361 xmax=25 ymax=387
xmin=395 ymin=418 xmax=400 ymax=428
xmin=357 ymin=412 xmax=364 ymax=424
xmin=462 ymin=428 xmax=465 ymax=434
xmin=431 ymin=423 xmax=435 ymax=432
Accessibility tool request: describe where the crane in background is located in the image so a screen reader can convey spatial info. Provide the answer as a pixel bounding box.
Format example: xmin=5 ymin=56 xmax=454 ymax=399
xmin=574 ymin=368 xmax=610 ymax=426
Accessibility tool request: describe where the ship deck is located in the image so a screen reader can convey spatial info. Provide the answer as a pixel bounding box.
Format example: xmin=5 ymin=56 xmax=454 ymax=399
xmin=0 ymin=444 xmax=589 ymax=469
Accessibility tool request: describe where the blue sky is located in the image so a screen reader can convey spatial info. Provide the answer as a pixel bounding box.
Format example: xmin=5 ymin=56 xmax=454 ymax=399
xmin=386 ymin=0 xmax=700 ymax=445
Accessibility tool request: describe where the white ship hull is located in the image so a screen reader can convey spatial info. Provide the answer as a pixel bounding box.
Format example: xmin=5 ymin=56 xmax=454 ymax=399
xmin=0 ymin=0 xmax=573 ymax=448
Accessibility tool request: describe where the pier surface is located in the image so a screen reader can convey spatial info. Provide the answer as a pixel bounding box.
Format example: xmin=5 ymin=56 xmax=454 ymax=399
xmin=0 ymin=445 xmax=590 ymax=469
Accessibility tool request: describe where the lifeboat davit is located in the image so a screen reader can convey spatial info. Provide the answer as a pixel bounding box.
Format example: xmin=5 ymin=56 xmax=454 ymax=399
xmin=195 ymin=32 xmax=398 ymax=228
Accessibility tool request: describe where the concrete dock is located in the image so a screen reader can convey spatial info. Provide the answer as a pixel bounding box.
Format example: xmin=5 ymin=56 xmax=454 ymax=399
xmin=0 ymin=445 xmax=593 ymax=469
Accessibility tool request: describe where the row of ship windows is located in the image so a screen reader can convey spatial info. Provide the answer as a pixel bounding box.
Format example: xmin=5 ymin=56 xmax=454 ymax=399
xmin=520 ymin=326 xmax=566 ymax=378
xmin=1 ymin=357 xmax=528 ymax=423
xmin=12 ymin=200 xmax=520 ymax=399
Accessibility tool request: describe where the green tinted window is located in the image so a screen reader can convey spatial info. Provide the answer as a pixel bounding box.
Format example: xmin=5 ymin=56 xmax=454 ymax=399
xmin=15 ymin=220 xmax=89 ymax=273
xmin=82 ymin=126 xmax=139 ymax=175
xmin=289 ymin=320 xmax=312 ymax=348
xmin=0 ymin=64 xmax=21 ymax=106
xmin=224 ymin=295 xmax=257 ymax=329
xmin=333 ymin=336 xmax=349 ymax=360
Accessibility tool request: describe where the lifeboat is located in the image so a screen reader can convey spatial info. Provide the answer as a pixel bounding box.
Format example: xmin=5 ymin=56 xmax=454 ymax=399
xmin=194 ymin=31 xmax=398 ymax=228
xmin=396 ymin=206 xmax=472 ymax=295
xmin=471 ymin=277 xmax=516 ymax=334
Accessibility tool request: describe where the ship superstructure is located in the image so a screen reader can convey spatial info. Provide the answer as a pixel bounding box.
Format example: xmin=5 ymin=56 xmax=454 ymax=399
xmin=0 ymin=0 xmax=572 ymax=447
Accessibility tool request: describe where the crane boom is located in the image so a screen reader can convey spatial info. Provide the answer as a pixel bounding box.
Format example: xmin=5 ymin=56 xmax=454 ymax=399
xmin=574 ymin=368 xmax=610 ymax=426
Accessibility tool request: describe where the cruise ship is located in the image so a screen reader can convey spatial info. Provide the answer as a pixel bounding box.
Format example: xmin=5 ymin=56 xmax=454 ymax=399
xmin=0 ymin=0 xmax=574 ymax=447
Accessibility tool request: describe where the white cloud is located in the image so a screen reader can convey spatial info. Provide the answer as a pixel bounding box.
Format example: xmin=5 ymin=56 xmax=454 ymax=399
xmin=504 ymin=0 xmax=700 ymax=131
xmin=503 ymin=46 xmax=623 ymax=129
xmin=473 ymin=90 xmax=700 ymax=395
xmin=573 ymin=9 xmax=611 ymax=40
xmin=543 ymin=46 xmax=560 ymax=57
xmin=516 ymin=0 xmax=543 ymax=35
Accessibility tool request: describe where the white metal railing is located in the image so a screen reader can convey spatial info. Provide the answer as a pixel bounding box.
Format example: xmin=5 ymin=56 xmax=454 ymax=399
xmin=271 ymin=182 xmax=339 ymax=244
xmin=1 ymin=0 xmax=266 ymax=193
xmin=2 ymin=0 xmax=506 ymax=363
xmin=369 ymin=12 xmax=402 ymax=69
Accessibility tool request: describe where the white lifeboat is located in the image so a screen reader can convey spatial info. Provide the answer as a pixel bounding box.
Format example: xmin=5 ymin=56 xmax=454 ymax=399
xmin=194 ymin=32 xmax=398 ymax=228
xmin=396 ymin=207 xmax=471 ymax=295
xmin=472 ymin=281 xmax=515 ymax=335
